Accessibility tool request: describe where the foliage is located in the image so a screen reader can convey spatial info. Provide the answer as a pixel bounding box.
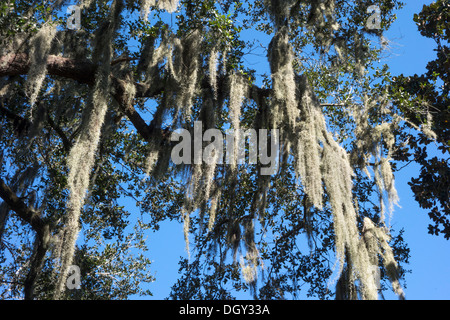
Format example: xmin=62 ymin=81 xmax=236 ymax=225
xmin=389 ymin=0 xmax=450 ymax=240
xmin=0 ymin=0 xmax=420 ymax=300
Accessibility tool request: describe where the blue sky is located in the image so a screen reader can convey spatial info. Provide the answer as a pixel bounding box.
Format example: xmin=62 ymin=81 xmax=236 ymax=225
xmin=380 ymin=0 xmax=450 ymax=299
xmin=139 ymin=0 xmax=450 ymax=300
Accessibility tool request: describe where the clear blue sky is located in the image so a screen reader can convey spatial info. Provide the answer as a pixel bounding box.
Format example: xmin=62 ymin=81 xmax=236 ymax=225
xmin=140 ymin=0 xmax=450 ymax=300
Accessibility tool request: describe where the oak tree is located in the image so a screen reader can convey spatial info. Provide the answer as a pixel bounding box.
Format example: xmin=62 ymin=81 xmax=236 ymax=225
xmin=0 ymin=0 xmax=418 ymax=300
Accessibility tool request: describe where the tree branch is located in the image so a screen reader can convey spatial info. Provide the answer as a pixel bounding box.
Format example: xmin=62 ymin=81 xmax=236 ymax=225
xmin=0 ymin=53 xmax=160 ymax=143
xmin=0 ymin=53 xmax=97 ymax=85
xmin=111 ymin=77 xmax=159 ymax=141
xmin=46 ymin=112 xmax=72 ymax=152
xmin=0 ymin=177 xmax=51 ymax=300
xmin=0 ymin=177 xmax=45 ymax=235
xmin=0 ymin=53 xmax=272 ymax=144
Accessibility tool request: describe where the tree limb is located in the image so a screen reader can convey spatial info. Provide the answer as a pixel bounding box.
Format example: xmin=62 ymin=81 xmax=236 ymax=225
xmin=0 ymin=53 xmax=271 ymax=144
xmin=0 ymin=177 xmax=50 ymax=300
xmin=0 ymin=177 xmax=46 ymax=235
xmin=0 ymin=53 xmax=159 ymax=142
xmin=0 ymin=53 xmax=97 ymax=85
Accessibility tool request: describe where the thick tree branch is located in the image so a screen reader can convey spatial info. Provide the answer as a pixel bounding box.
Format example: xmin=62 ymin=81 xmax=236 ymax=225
xmin=0 ymin=53 xmax=159 ymax=142
xmin=111 ymin=77 xmax=160 ymax=141
xmin=23 ymin=223 xmax=50 ymax=300
xmin=46 ymin=112 xmax=72 ymax=152
xmin=0 ymin=177 xmax=50 ymax=300
xmin=0 ymin=53 xmax=271 ymax=144
xmin=0 ymin=177 xmax=45 ymax=235
xmin=0 ymin=53 xmax=97 ymax=85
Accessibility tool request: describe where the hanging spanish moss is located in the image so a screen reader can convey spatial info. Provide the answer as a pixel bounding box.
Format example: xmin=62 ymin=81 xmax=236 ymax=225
xmin=268 ymin=26 xmax=298 ymax=131
xmin=203 ymin=151 xmax=219 ymax=204
xmin=158 ymin=0 xmax=179 ymax=13
xmin=362 ymin=217 xmax=405 ymax=299
xmin=153 ymin=1 xmax=407 ymax=298
xmin=294 ymin=77 xmax=324 ymax=210
xmin=379 ymin=156 xmax=399 ymax=219
xmin=240 ymin=217 xmax=260 ymax=289
xmin=293 ymin=76 xmax=403 ymax=299
xmin=143 ymin=94 xmax=172 ymax=180
xmin=182 ymin=206 xmax=190 ymax=257
xmin=79 ymin=0 xmax=95 ymax=9
xmin=351 ymin=93 xmax=401 ymax=223
xmin=240 ymin=251 xmax=259 ymax=287
xmin=207 ymin=186 xmax=221 ymax=232
xmin=229 ymin=71 xmax=247 ymax=131
xmin=182 ymin=163 xmax=203 ymax=256
xmin=140 ymin=0 xmax=156 ymax=21
xmin=139 ymin=0 xmax=179 ymax=17
xmin=209 ymin=48 xmax=219 ymax=100
xmin=175 ymin=30 xmax=203 ymax=122
xmin=307 ymin=0 xmax=340 ymax=53
xmin=228 ymin=71 xmax=248 ymax=173
xmin=26 ymin=22 xmax=57 ymax=110
xmin=265 ymin=0 xmax=296 ymax=27
xmin=54 ymin=0 xmax=123 ymax=299
xmin=353 ymin=32 xmax=370 ymax=77
xmin=55 ymin=71 xmax=111 ymax=299
xmin=55 ymin=72 xmax=111 ymax=298
xmin=138 ymin=27 xmax=168 ymax=84
xmin=421 ymin=110 xmax=437 ymax=140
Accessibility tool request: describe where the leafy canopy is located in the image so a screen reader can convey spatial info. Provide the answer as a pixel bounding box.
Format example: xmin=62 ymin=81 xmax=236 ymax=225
xmin=0 ymin=0 xmax=427 ymax=300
